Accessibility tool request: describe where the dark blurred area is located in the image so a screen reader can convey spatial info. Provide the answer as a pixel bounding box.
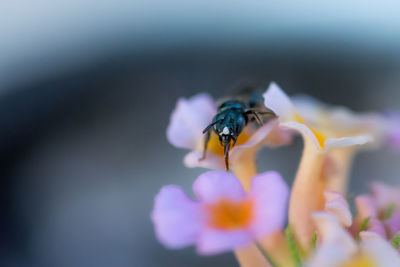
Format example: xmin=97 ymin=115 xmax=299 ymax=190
xmin=1 ymin=1 xmax=400 ymax=266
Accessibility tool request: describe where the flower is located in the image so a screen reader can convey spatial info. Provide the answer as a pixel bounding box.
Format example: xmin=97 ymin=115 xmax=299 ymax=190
xmin=166 ymin=93 xmax=291 ymax=190
xmin=306 ymin=212 xmax=400 ymax=267
xmin=352 ymin=182 xmax=400 ymax=240
xmin=151 ymin=170 xmax=288 ymax=255
xmin=263 ymin=83 xmax=376 ymax=250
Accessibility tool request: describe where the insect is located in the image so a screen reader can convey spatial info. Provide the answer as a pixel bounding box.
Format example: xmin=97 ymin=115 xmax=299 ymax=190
xmin=200 ymin=91 xmax=276 ymax=172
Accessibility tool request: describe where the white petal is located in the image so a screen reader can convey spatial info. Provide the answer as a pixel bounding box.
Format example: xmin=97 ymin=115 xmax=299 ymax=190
xmin=263 ymin=82 xmax=296 ymax=122
xmin=324 ymin=135 xmax=373 ymax=150
xmin=360 ymin=232 xmax=400 ymax=266
xmin=183 ymin=150 xmax=224 ymax=170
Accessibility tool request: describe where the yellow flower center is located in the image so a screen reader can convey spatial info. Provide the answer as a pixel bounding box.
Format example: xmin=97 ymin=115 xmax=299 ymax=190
xmin=206 ymin=198 xmax=254 ymax=230
xmin=208 ymin=131 xmax=250 ymax=156
xmin=340 ymin=254 xmax=376 ymax=267
xmin=294 ymin=113 xmax=327 ymax=149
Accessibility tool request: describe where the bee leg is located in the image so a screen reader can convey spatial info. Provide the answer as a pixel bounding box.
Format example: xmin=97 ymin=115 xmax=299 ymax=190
xmin=224 ymin=142 xmax=231 ymax=172
xmin=257 ymin=107 xmax=276 ymax=117
xmin=199 ymin=130 xmax=211 ymax=161
xmin=231 ymin=135 xmax=237 ymax=147
xmin=245 ymin=110 xmax=264 ymax=126
xmin=246 ymin=108 xmax=276 ymax=126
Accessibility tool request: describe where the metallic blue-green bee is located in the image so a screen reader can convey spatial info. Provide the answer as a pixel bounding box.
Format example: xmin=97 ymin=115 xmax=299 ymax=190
xmin=200 ymin=92 xmax=276 ymax=172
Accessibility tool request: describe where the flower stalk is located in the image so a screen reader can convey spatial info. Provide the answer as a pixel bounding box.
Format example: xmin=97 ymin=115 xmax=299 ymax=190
xmin=289 ymin=137 xmax=326 ymax=251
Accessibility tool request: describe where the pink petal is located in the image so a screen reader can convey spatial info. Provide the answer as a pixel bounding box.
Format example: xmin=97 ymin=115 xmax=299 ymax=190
xmin=166 ymin=93 xmax=216 ymax=150
xmin=193 ymin=171 xmax=246 ymax=203
xmin=249 ymin=171 xmax=289 ymax=238
xmin=324 ymin=191 xmax=352 ymax=227
xmin=362 ymin=218 xmax=387 ymax=239
xmin=384 ymin=212 xmax=400 ymax=239
xmin=183 ymin=150 xmax=224 ymax=170
xmin=355 ymin=195 xmax=378 ymax=219
xmin=151 ymin=185 xmax=204 ymax=249
xmin=197 ymin=229 xmax=252 ymax=255
xmin=371 ymin=182 xmax=400 ymax=210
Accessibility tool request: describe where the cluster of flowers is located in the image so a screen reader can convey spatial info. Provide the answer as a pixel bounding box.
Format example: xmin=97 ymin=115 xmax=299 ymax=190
xmin=151 ymin=83 xmax=400 ymax=267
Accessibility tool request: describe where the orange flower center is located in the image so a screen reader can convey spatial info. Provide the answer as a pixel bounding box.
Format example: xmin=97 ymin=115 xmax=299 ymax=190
xmin=294 ymin=113 xmax=327 ymax=149
xmin=208 ymin=131 xmax=251 ymax=156
xmin=206 ymin=198 xmax=254 ymax=230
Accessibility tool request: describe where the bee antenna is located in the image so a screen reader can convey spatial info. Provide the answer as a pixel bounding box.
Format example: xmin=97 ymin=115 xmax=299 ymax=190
xmin=202 ymin=120 xmax=222 ymax=134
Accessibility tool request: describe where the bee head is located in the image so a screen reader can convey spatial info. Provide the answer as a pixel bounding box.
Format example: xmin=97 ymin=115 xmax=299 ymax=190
xmin=218 ymin=126 xmax=234 ymax=145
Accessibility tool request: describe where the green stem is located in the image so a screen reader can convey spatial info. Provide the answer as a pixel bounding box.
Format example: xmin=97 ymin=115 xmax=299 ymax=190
xmin=255 ymin=242 xmax=279 ymax=267
xmin=285 ymin=226 xmax=302 ymax=267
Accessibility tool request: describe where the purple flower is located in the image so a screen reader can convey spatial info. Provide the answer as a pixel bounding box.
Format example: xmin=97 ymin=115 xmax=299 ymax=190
xmin=151 ymin=171 xmax=289 ymax=255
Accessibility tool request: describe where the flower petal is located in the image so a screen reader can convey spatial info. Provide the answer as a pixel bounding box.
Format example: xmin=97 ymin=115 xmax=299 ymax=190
xmin=324 ymin=135 xmax=373 ymax=151
xmin=384 ymin=211 xmax=400 ymax=239
xmin=151 ymin=185 xmax=203 ymax=249
xmin=249 ymin=171 xmax=289 ymax=238
xmin=280 ymin=121 xmax=323 ymax=150
xmin=167 ymin=93 xmax=216 ymax=150
xmin=293 ymin=94 xmax=382 ymax=138
xmin=371 ymin=182 xmax=400 ymax=210
xmin=355 ymin=195 xmax=378 ymax=219
xmin=193 ymin=171 xmax=246 ymax=203
xmin=263 ymin=82 xmax=296 ymax=121
xmin=230 ymin=120 xmax=290 ymax=165
xmin=360 ymin=231 xmax=400 ymax=265
xmin=197 ymin=229 xmax=252 ymax=255
xmin=324 ymin=191 xmax=352 ymax=227
xmin=183 ymin=150 xmax=224 ymax=170
xmin=307 ymin=212 xmax=357 ymax=267
xmin=362 ymin=218 xmax=387 ymax=239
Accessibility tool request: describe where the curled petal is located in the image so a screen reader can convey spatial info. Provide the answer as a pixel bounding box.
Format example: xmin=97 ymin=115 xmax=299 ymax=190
xmin=324 ymin=191 xmax=352 ymax=227
xmin=193 ymin=171 xmax=246 ymax=203
xmin=280 ymin=121 xmax=324 ymax=150
xmin=230 ymin=120 xmax=281 ymax=163
xmin=151 ymin=186 xmax=203 ymax=248
xmin=231 ymin=120 xmax=278 ymax=152
xmin=263 ymin=82 xmax=296 ymax=121
xmin=249 ymin=171 xmax=289 ymax=238
xmin=167 ymin=93 xmax=216 ymax=149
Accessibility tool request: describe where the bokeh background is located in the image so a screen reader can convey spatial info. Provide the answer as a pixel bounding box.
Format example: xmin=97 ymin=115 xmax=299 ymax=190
xmin=1 ymin=1 xmax=400 ymax=266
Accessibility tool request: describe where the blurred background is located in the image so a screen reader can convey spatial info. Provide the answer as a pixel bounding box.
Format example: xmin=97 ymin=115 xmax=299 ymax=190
xmin=1 ymin=1 xmax=400 ymax=266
